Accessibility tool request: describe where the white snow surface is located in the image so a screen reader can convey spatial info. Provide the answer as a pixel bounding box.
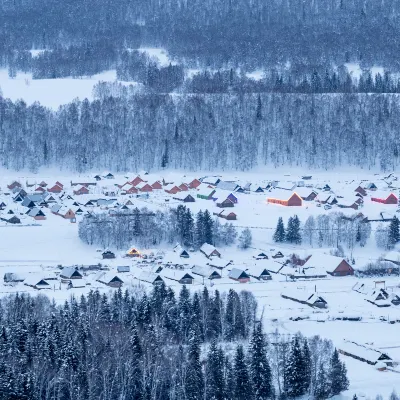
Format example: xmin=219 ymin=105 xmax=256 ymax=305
xmin=0 ymin=69 xmax=127 ymax=109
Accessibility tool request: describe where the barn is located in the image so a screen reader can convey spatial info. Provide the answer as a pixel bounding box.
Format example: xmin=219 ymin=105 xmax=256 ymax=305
xmin=73 ymin=186 xmax=89 ymax=195
xmin=247 ymin=266 xmax=272 ymax=281
xmin=216 ymin=198 xmax=235 ymax=208
xmin=371 ymin=192 xmax=398 ymax=205
xmin=189 ymin=179 xmax=202 ymax=189
xmin=60 ymin=267 xmax=83 ymax=280
xmin=200 ymin=243 xmax=221 ymax=258
xmin=191 ymin=265 xmax=221 ymax=280
xmin=173 ymin=193 xmax=196 ymax=203
xmin=339 ymin=340 xmax=393 ymax=367
xmin=164 ymin=184 xmax=181 ymax=195
xmin=96 ymin=273 xmax=124 ymax=288
xmin=267 ymin=190 xmax=302 ymax=206
xmin=304 ymin=254 xmax=354 ymax=276
xmin=162 ymin=269 xmax=194 ymax=284
xmin=295 ymin=187 xmax=318 ymax=201
xmin=151 ymin=181 xmax=163 ymax=190
xmin=228 ymin=268 xmax=250 ymax=283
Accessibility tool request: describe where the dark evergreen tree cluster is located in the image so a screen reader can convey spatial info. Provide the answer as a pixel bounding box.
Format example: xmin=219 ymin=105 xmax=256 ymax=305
xmin=3 ymin=0 xmax=400 ymax=79
xmin=0 ymin=290 xmax=349 ymax=400
xmin=78 ymin=206 xmax=237 ymax=249
xmin=388 ymin=216 xmax=400 ymax=249
xmin=273 ymin=215 xmax=302 ymax=244
xmin=284 ymin=334 xmax=349 ymax=399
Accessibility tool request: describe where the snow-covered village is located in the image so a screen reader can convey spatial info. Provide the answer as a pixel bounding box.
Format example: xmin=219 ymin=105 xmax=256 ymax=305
xmin=3 ymin=0 xmax=400 ymax=398
xmin=0 ymin=168 xmax=399 ymax=398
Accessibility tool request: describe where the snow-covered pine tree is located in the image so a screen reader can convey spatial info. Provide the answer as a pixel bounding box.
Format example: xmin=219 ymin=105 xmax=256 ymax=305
xmin=203 ymin=209 xmax=214 ymax=245
xmin=234 ymin=345 xmax=252 ymax=399
xmin=313 ymin=364 xmax=330 ymax=399
xmin=329 ymin=348 xmax=349 ymax=395
xmin=185 ymin=329 xmax=204 ymax=400
xmin=284 ymin=335 xmax=305 ymax=397
xmin=206 ymin=340 xmax=225 ymax=400
xmin=238 ymin=228 xmax=252 ymax=249
xmin=388 ymin=216 xmax=400 ymax=248
xmin=286 ymin=215 xmax=302 ymax=244
xmin=249 ymin=323 xmax=273 ymax=399
xmin=195 ymin=210 xmax=205 ymax=248
xmin=302 ymin=339 xmax=312 ymax=394
xmin=273 ymin=217 xmax=286 ymax=242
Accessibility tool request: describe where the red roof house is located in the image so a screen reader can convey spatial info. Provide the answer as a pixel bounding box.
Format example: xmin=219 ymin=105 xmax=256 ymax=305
xmin=371 ymin=192 xmax=398 ymax=205
xmin=189 ymin=179 xmax=202 ymax=189
xmin=151 ymin=181 xmax=163 ymax=190
xmin=267 ymin=191 xmax=302 ymax=207
xmin=73 ymin=186 xmax=90 ymax=196
xmin=130 ymin=176 xmax=144 ymax=187
xmin=48 ymin=184 xmax=63 ymax=193
xmin=179 ymin=183 xmax=189 ymax=191
xmin=165 ymin=184 xmax=181 ymax=195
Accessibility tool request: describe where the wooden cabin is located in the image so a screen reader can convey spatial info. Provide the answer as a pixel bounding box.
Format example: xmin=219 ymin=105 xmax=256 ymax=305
xmin=267 ymin=191 xmax=302 ymax=206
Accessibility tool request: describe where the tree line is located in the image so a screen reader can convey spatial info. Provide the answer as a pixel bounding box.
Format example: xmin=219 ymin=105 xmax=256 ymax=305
xmin=78 ymin=206 xmax=237 ymax=249
xmin=3 ymin=0 xmax=400 ymax=75
xmin=1 ymin=92 xmax=400 ymax=173
xmin=0 ymin=285 xmax=349 ymax=399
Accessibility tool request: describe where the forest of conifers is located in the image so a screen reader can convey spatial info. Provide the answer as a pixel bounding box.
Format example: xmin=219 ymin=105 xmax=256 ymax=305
xmin=0 ymin=91 xmax=398 ymax=172
xmin=0 ymin=287 xmax=349 ymax=400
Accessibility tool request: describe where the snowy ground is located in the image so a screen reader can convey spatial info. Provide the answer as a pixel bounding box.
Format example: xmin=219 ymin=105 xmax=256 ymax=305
xmin=0 ymin=167 xmax=399 ymax=398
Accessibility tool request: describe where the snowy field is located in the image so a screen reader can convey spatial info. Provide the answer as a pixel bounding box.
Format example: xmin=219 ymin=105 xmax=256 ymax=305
xmin=0 ymin=167 xmax=400 ymax=398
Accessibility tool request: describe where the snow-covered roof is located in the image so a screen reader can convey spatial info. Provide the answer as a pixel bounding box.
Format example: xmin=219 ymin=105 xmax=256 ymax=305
xmin=304 ymin=253 xmax=344 ymax=272
xmin=191 ymin=265 xmax=220 ymax=278
xmin=228 ymin=268 xmax=249 ymax=279
xmin=383 ymin=251 xmax=400 ymax=263
xmin=339 ymin=340 xmax=391 ymax=364
xmin=267 ymin=189 xmax=298 ymax=201
xmin=137 ymin=270 xmax=162 ymax=284
xmin=294 ymin=187 xmax=318 ymax=198
xmin=200 ymin=243 xmax=218 ymax=256
xmin=216 ymin=181 xmax=240 ymax=191
xmin=161 ymin=269 xmax=193 ymax=281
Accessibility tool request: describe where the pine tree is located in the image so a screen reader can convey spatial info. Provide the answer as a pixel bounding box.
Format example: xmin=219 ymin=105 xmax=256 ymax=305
xmin=249 ymin=323 xmax=273 ymax=399
xmin=224 ymin=289 xmax=235 ymax=341
xmin=203 ymin=209 xmax=214 ymax=245
xmin=234 ymin=345 xmax=252 ymax=399
xmin=206 ymin=340 xmax=225 ymax=400
xmin=286 ymin=215 xmax=302 ymax=244
xmin=284 ymin=335 xmax=305 ymax=397
xmin=238 ymin=228 xmax=252 ymax=249
xmin=329 ymin=348 xmax=349 ymax=395
xmin=178 ymin=285 xmax=192 ymax=341
xmin=207 ymin=290 xmax=222 ymax=340
xmin=185 ymin=330 xmax=204 ymax=400
xmin=273 ymin=217 xmax=286 ymax=242
xmin=313 ymin=364 xmax=330 ymax=399
xmin=195 ymin=210 xmax=205 ymax=248
xmin=388 ymin=216 xmax=400 ymax=248
xmin=302 ymin=339 xmax=312 ymax=393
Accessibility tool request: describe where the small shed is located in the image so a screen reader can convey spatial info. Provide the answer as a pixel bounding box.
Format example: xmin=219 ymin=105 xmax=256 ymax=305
xmin=102 ymin=250 xmax=116 ymax=259
xmin=117 ymin=266 xmax=130 ymax=273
